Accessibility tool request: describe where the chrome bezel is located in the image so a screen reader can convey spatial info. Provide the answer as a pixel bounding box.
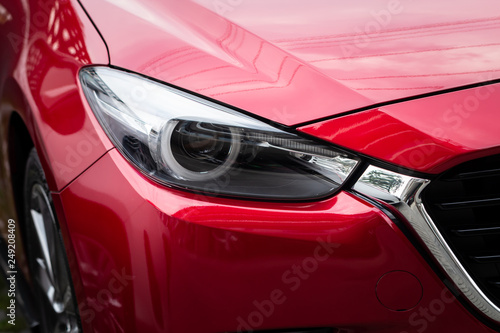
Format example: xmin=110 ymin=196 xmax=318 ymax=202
xmin=354 ymin=165 xmax=500 ymax=323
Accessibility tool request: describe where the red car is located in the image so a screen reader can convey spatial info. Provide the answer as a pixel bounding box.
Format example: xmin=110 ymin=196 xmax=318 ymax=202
xmin=1 ymin=0 xmax=500 ymax=332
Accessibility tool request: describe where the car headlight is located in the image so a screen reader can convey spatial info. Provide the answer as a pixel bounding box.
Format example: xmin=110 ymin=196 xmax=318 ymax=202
xmin=79 ymin=67 xmax=360 ymax=200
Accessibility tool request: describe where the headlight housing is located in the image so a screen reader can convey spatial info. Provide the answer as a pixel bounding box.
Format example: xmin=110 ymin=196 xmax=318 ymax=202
xmin=80 ymin=67 xmax=360 ymax=200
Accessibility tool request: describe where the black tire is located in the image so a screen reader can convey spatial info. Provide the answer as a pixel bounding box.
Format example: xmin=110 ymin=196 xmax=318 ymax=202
xmin=23 ymin=148 xmax=81 ymax=333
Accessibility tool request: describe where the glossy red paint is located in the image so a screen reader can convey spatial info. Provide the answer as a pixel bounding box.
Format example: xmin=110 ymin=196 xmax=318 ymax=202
xmin=79 ymin=0 xmax=500 ymax=125
xmin=56 ymin=148 xmax=497 ymax=333
xmin=375 ymin=271 xmax=422 ymax=311
xmin=1 ymin=0 xmax=500 ymax=332
xmin=0 ymin=0 xmax=111 ymax=192
xmin=0 ymin=0 xmax=112 ymax=290
xmin=299 ymin=82 xmax=500 ymax=174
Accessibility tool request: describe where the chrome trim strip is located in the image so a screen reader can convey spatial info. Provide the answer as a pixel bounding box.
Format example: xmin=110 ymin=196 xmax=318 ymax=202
xmin=354 ymin=165 xmax=500 ymax=323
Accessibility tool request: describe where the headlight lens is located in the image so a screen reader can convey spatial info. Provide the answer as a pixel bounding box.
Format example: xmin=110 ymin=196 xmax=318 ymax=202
xmin=80 ymin=67 xmax=360 ymax=200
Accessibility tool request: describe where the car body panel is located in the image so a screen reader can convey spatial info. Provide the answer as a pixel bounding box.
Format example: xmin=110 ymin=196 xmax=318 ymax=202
xmin=56 ymin=148 xmax=499 ymax=333
xmin=0 ymin=0 xmax=112 ymax=317
xmin=299 ymin=82 xmax=500 ymax=174
xmin=0 ymin=0 xmax=111 ymax=193
xmin=1 ymin=0 xmax=500 ymax=332
xmin=79 ymin=0 xmax=500 ymax=125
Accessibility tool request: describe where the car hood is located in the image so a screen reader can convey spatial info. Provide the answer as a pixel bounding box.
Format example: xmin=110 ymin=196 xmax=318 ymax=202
xmin=79 ymin=0 xmax=500 ymax=126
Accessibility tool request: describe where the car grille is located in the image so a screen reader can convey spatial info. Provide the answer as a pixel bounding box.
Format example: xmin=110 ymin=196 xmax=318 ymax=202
xmin=422 ymin=154 xmax=500 ymax=306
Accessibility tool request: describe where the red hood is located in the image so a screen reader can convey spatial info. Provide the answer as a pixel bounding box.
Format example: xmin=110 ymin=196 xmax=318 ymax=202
xmin=79 ymin=0 xmax=500 ymax=126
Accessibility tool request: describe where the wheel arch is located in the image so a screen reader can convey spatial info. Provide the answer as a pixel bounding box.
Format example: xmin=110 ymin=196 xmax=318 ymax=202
xmin=7 ymin=111 xmax=34 ymax=228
